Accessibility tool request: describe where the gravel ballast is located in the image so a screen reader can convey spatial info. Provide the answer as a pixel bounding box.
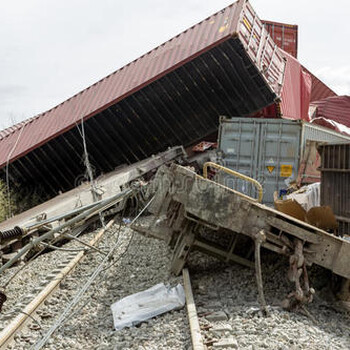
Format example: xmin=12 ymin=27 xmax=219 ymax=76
xmin=188 ymin=252 xmax=350 ymax=350
xmin=3 ymin=218 xmax=190 ymax=349
xmin=1 ymin=215 xmax=349 ymax=349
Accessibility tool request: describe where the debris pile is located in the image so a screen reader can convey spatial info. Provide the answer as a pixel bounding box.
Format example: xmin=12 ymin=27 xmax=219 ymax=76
xmin=0 ymin=0 xmax=349 ymax=349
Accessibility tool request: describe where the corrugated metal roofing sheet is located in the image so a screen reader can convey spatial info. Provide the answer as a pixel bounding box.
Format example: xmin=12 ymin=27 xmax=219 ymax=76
xmin=251 ymin=54 xmax=335 ymax=122
xmin=310 ymin=96 xmax=350 ymax=127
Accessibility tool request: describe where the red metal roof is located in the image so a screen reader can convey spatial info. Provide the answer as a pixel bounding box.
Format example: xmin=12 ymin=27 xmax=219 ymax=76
xmin=251 ymin=54 xmax=336 ymax=122
xmin=258 ymin=18 xmax=336 ymax=104
xmin=302 ymin=66 xmax=337 ymax=102
xmin=279 ymin=50 xmax=312 ymax=121
xmin=0 ymin=0 xmax=287 ymax=170
xmin=310 ymin=96 xmax=350 ymax=127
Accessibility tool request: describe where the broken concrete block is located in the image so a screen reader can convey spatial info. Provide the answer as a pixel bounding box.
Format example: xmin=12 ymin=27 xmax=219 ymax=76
xmin=206 ymin=301 xmax=223 ymax=310
xmin=205 ymin=311 xmax=228 ymax=322
xmin=211 ymin=324 xmax=233 ymax=332
xmin=213 ymin=336 xmax=238 ymax=349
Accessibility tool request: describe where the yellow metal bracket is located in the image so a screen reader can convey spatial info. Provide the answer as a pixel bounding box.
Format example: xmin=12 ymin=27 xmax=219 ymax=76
xmin=203 ymin=162 xmax=263 ymax=203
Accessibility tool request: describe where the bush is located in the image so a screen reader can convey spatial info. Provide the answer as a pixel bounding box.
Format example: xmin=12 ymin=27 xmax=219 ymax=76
xmin=0 ymin=180 xmax=44 ymax=223
xmin=0 ymin=179 xmax=15 ymax=222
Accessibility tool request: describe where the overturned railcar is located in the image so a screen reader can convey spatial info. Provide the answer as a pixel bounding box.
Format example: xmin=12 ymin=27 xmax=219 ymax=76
xmin=140 ymin=164 xmax=350 ymax=309
xmin=0 ymin=0 xmax=285 ymax=198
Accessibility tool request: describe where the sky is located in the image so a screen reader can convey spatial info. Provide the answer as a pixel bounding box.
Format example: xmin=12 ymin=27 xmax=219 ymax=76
xmin=0 ymin=0 xmax=349 ymax=130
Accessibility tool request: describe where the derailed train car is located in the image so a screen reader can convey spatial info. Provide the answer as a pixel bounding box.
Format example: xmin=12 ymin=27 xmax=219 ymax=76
xmin=0 ymin=0 xmax=285 ymax=198
xmin=138 ymin=163 xmax=350 ymax=311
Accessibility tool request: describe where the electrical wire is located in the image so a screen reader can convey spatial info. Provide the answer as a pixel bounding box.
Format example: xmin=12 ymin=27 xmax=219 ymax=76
xmin=76 ymin=119 xmax=105 ymax=228
xmin=1 ymin=242 xmax=51 ymax=289
xmin=2 ymin=119 xmax=98 ymax=287
xmin=0 ymin=220 xmax=115 ymax=326
xmin=48 ymin=198 xmax=142 ymax=321
xmin=1 ymin=212 xmax=106 ymax=289
xmin=59 ymin=199 xmax=147 ymax=325
xmin=38 ymin=242 xmax=88 ymax=253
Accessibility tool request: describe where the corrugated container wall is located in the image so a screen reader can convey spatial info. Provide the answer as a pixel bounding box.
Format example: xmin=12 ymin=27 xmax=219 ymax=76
xmin=278 ymin=50 xmax=312 ymax=121
xmin=249 ymin=50 xmax=312 ymax=121
xmin=218 ymin=117 xmax=350 ymax=206
xmin=0 ymin=0 xmax=287 ymax=196
xmin=0 ymin=0 xmax=286 ymax=170
xmin=262 ymin=20 xmax=298 ymax=58
xmin=318 ymin=143 xmax=350 ymax=236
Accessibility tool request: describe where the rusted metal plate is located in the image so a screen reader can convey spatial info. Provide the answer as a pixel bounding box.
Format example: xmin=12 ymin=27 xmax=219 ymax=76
xmin=279 ymin=50 xmax=312 ymax=121
xmin=297 ymin=141 xmax=321 ymax=184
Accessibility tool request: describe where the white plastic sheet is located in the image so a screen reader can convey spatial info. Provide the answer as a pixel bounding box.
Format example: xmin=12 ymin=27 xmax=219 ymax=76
xmin=111 ymin=283 xmax=185 ymax=330
xmin=286 ymin=182 xmax=320 ymax=211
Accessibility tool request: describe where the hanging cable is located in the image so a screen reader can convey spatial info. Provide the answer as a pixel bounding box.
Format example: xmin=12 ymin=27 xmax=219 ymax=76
xmin=76 ymin=118 xmax=105 ymax=227
xmin=38 ymin=242 xmax=87 ymax=253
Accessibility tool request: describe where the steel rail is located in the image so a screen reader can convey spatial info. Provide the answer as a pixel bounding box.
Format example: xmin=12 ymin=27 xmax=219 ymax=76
xmin=183 ymin=268 xmax=205 ymax=350
xmin=25 ymin=199 xmax=108 ymax=231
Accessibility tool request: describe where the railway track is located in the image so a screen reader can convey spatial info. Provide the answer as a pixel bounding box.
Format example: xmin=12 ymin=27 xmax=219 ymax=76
xmin=183 ymin=268 xmax=205 ymax=350
xmin=183 ymin=267 xmax=240 ymax=350
xmin=0 ymin=195 xmax=155 ymax=349
xmin=0 ymin=217 xmax=117 ymax=349
xmin=0 ymin=215 xmax=348 ymax=349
